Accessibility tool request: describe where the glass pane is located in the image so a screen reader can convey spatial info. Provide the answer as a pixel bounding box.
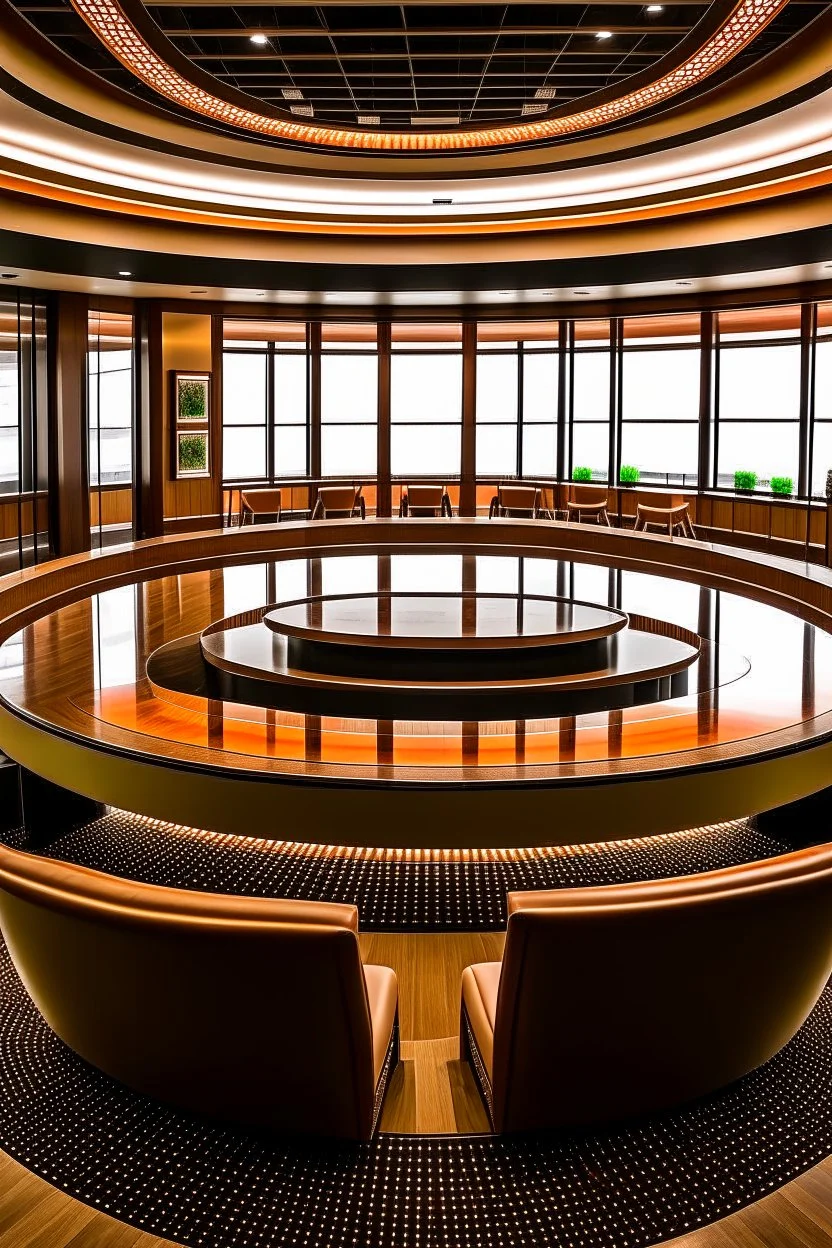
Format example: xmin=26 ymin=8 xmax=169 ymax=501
xmin=223 ymin=425 xmax=267 ymax=479
xmin=391 ymin=355 xmax=462 ymax=422
xmin=476 ymin=354 xmax=517 ymax=422
xmin=321 ymin=424 xmax=377 ymax=475
xmin=573 ymin=352 xmax=610 ymax=420
xmin=224 ymin=353 xmax=267 ymax=425
xmin=321 ymin=355 xmax=378 ymax=421
xmin=571 ymin=423 xmax=608 ymax=481
xmin=223 ymin=563 xmax=267 ymax=614
xmin=718 ymin=343 xmax=800 ymax=420
xmin=522 ymin=423 xmax=556 ymax=477
xmin=476 ymin=424 xmax=516 ymax=476
xmin=274 ymin=425 xmax=307 ymax=477
xmin=523 ymin=352 xmax=557 ymax=422
xmin=716 ymin=421 xmax=798 ymax=487
xmin=274 ymin=353 xmax=307 ymax=424
xmin=619 ymin=423 xmax=699 ymax=485
xmin=622 ymin=350 xmax=699 ymax=421
xmin=391 ymin=553 xmax=462 ymax=591
xmin=391 ymin=425 xmax=460 ymax=476
xmin=322 ymin=555 xmax=377 ymax=594
xmin=622 ymin=570 xmax=700 ymax=629
xmin=811 ymin=423 xmax=832 ymax=498
xmin=475 ymin=555 xmax=519 ymax=592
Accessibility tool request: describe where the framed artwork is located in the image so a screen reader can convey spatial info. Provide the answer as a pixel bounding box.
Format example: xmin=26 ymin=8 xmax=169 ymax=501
xmin=176 ymin=430 xmax=210 ymax=478
xmin=174 ymin=372 xmax=210 ymax=423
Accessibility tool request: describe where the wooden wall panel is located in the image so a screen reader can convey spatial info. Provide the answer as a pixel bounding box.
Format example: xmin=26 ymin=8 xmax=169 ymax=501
xmin=89 ymin=488 xmax=132 ymax=529
xmin=161 ymin=312 xmax=218 ymax=527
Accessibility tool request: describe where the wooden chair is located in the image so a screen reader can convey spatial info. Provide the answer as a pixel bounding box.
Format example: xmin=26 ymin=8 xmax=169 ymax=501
xmin=399 ymin=484 xmax=452 ymax=518
xmin=489 ymin=483 xmax=540 ymax=519
xmin=634 ymin=502 xmax=697 ymax=539
xmin=239 ymin=488 xmax=282 ymax=526
xmin=311 ymin=485 xmax=365 ymax=520
xmin=565 ymin=489 xmax=611 ymax=526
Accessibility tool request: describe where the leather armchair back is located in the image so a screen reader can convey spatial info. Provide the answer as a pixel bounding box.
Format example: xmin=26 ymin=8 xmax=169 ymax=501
xmin=492 ymin=844 xmax=832 ymax=1132
xmin=0 ymin=847 xmax=378 ymax=1139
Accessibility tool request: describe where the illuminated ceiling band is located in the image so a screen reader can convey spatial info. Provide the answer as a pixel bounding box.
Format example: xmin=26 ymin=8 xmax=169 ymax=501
xmin=71 ymin=0 xmax=789 ymax=152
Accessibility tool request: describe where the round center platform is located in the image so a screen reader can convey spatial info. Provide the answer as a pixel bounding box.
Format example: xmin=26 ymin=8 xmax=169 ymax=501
xmin=264 ymin=592 xmax=627 ymax=650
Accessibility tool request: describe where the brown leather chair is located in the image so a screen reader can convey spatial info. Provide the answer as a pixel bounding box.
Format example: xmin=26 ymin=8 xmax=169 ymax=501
xmin=565 ymin=488 xmax=610 ymax=526
xmin=239 ymin=487 xmax=282 ymax=526
xmin=461 ymin=843 xmax=832 ymax=1133
xmin=399 ymin=484 xmax=452 ymax=517
xmin=0 ymin=846 xmax=398 ymax=1140
xmin=312 ymin=484 xmax=365 ymax=520
xmin=489 ymin=483 xmax=539 ymax=519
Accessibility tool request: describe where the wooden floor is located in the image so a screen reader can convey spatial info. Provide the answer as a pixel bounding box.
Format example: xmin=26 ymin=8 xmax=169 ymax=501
xmin=2 ymin=930 xmax=832 ymax=1247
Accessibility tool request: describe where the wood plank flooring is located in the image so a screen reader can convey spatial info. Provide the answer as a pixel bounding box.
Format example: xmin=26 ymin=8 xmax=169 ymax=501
xmin=2 ymin=930 xmax=831 ymax=1247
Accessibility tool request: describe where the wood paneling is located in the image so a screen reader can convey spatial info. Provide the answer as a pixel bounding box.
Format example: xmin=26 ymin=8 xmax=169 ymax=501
xmin=49 ymin=292 xmax=90 ymax=556
xmin=161 ymin=311 xmax=218 ymax=526
xmin=89 ymin=487 xmax=132 ymax=528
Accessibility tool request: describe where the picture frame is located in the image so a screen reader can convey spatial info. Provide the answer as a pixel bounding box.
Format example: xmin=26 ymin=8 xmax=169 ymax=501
xmin=176 ymin=430 xmax=210 ymax=479
xmin=173 ymin=371 xmax=210 ymax=424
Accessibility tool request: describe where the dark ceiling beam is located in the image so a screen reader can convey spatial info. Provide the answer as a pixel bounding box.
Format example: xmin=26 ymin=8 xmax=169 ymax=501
xmin=142 ymin=0 xmax=710 ymax=7
xmin=187 ymin=49 xmax=660 ymax=60
xmin=162 ymin=25 xmax=688 ymax=36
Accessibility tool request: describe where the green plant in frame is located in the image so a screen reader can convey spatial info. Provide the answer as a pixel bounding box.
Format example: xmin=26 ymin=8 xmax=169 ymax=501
xmin=178 ymin=432 xmax=208 ymax=474
xmin=178 ymin=377 xmax=207 ymax=422
xmin=619 ymin=464 xmax=640 ymax=485
xmin=734 ymin=469 xmax=757 ymax=491
xmin=770 ymin=476 xmax=793 ymax=496
xmin=572 ymin=466 xmax=592 ymax=482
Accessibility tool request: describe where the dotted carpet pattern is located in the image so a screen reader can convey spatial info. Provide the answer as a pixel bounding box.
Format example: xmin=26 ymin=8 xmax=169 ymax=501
xmin=0 ymin=936 xmax=831 ymax=1248
xmin=17 ymin=810 xmax=799 ymax=931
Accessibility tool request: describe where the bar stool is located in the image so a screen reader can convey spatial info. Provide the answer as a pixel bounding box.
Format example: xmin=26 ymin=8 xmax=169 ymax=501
xmin=633 ymin=502 xmax=697 ymax=538
xmin=489 ymin=483 xmax=540 ymax=518
xmin=565 ymin=492 xmax=611 ymax=526
xmin=239 ymin=488 xmax=282 ymax=526
xmin=311 ymin=485 xmax=365 ymax=520
xmin=399 ymin=484 xmax=452 ymax=517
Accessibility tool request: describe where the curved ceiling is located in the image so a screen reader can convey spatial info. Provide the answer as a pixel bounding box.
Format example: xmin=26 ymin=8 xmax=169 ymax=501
xmin=8 ymin=0 xmax=827 ymax=150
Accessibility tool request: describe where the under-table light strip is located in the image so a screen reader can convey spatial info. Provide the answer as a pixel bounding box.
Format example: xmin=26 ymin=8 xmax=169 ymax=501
xmin=69 ymin=0 xmax=788 ymax=152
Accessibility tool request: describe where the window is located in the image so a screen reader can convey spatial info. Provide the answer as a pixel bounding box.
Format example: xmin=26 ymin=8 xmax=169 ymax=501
xmin=715 ymin=306 xmax=801 ymax=491
xmin=571 ymin=321 xmax=611 ymax=482
xmin=321 ymin=324 xmax=377 ymax=476
xmin=812 ymin=303 xmax=832 ymax=498
xmin=620 ymin=314 xmax=701 ymax=487
xmin=391 ymin=324 xmax=462 ymax=477
xmin=0 ymin=296 xmax=49 ymax=568
xmin=88 ymin=311 xmax=133 ymax=487
xmin=222 ymin=320 xmax=309 ymax=483
xmin=476 ymin=323 xmax=558 ymax=478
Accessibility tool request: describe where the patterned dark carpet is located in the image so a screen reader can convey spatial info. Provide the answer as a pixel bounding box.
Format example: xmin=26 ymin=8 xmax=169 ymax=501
xmin=0 ymin=934 xmax=830 ymax=1248
xmin=5 ymin=809 xmax=799 ymax=931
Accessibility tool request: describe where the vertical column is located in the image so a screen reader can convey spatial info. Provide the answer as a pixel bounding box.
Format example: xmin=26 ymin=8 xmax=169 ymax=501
xmin=377 ymin=321 xmax=392 ymax=517
xmin=556 ymin=319 xmax=569 ymax=484
xmin=460 ymin=321 xmax=477 ymax=516
xmin=699 ymin=310 xmax=715 ymax=491
xmin=134 ymin=301 xmax=164 ymax=539
xmin=309 ymin=322 xmax=322 ymax=482
xmin=48 ymin=292 xmax=91 ymax=556
xmin=210 ymin=314 xmax=224 ymax=525
xmin=798 ymin=302 xmax=815 ymax=502
xmin=608 ymin=318 xmax=622 ymax=490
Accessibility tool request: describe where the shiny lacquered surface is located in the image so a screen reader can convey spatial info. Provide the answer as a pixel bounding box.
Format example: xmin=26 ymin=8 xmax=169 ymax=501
xmin=264 ymin=593 xmax=628 ymax=650
xmin=0 ymin=551 xmax=827 ymax=776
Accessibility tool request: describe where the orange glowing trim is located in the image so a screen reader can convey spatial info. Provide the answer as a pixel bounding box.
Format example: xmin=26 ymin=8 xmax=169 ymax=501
xmin=124 ymin=810 xmax=748 ymax=862
xmin=69 ymin=0 xmax=788 ymax=152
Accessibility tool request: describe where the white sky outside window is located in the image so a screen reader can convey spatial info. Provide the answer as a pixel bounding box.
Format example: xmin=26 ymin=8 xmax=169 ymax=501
xmin=391 ymin=355 xmax=462 ymax=422
xmin=223 ymin=353 xmax=266 ymax=424
xmin=0 ymin=352 xmax=19 ymax=490
xmin=391 ymin=554 xmax=462 ymax=593
xmin=523 ymin=353 xmax=557 ymax=421
xmin=321 ymin=555 xmax=377 ymax=595
xmin=476 ymin=355 xmax=517 ymax=422
xmin=88 ymin=349 xmax=132 ymax=486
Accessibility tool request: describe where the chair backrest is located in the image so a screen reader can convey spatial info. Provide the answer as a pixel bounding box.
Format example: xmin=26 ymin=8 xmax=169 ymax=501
xmin=407 ymin=484 xmax=445 ymax=510
xmin=241 ymin=488 xmax=282 ymax=514
xmin=498 ymin=484 xmax=537 ymax=511
xmin=0 ymin=846 xmax=378 ymax=1139
xmin=567 ymin=487 xmax=608 ymax=507
xmin=491 ymin=843 xmax=832 ymax=1132
xmin=319 ymin=485 xmax=359 ymax=513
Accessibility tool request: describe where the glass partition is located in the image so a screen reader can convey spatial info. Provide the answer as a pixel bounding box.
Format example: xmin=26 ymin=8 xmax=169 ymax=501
xmin=223 ymin=320 xmax=309 ymax=482
xmin=571 ymin=320 xmax=611 ymax=482
xmin=321 ymin=323 xmax=377 ymax=476
xmin=391 ymin=324 xmax=462 ymax=477
xmin=620 ymin=313 xmax=700 ymax=487
xmin=476 ymin=322 xmax=558 ymax=478
xmin=0 ymin=296 xmax=49 ymax=569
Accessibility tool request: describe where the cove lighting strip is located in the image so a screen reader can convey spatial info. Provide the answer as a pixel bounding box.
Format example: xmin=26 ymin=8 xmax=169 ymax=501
xmin=70 ymin=0 xmax=787 ymax=152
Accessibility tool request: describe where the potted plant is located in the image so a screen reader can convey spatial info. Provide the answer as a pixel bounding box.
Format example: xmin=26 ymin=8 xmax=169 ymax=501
xmin=734 ymin=469 xmax=757 ymax=493
xmin=770 ymin=476 xmax=793 ymax=497
xmin=572 ymin=466 xmax=592 ymax=482
xmin=619 ymin=464 xmax=639 ymax=487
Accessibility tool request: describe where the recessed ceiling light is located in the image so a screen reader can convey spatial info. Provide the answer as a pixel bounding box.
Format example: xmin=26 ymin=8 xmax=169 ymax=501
xmin=596 ymin=30 xmax=613 ymax=39
xmin=290 ymin=104 xmax=314 ymax=117
xmin=256 ymin=292 xmax=266 ymax=297
xmin=0 ymin=273 xmax=18 ymax=280
xmin=190 ymin=289 xmax=208 ymax=295
xmin=281 ymin=87 xmax=303 ymax=100
xmin=250 ymin=32 xmax=268 ymax=45
xmin=646 ymin=4 xmax=664 ymax=11
xmin=574 ymin=289 xmax=591 ymax=295
xmin=432 ymin=197 xmax=453 ymax=205
xmin=118 ymin=270 xmax=132 ymax=277
xmin=522 ymin=102 xmax=547 ymax=115
xmin=357 ymin=114 xmax=380 ymax=125
xmin=676 ymin=280 xmax=693 ymax=287
xmin=825 ymin=262 xmax=832 ymax=269
xmin=535 ymin=86 xmax=557 ymax=100
xmin=411 ymin=114 xmax=460 ymax=126
xmin=498 ymin=290 xmax=514 ymax=295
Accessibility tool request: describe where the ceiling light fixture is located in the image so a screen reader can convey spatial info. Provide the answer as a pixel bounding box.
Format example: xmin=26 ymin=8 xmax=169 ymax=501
xmin=411 ymin=115 xmax=460 ymax=126
xmin=0 ymin=274 xmax=18 ymax=280
xmin=574 ymin=289 xmax=591 ymax=295
xmin=118 ymin=270 xmax=132 ymax=276
xmin=676 ymin=280 xmax=693 ymax=286
xmin=357 ymin=114 xmax=380 ymax=125
xmin=190 ymin=289 xmax=208 ymax=295
xmin=432 ymin=197 xmax=453 ymax=205
xmin=256 ymin=292 xmax=266 ymax=297
xmin=250 ymin=32 xmax=268 ymax=45
xmin=535 ymin=86 xmax=557 ymax=99
xmin=281 ymin=87 xmax=303 ymax=100
xmin=646 ymin=5 xmax=664 ymax=11
xmin=596 ymin=30 xmax=613 ymax=39
xmin=522 ymin=103 xmax=547 ymax=115
xmin=290 ymin=104 xmax=314 ymax=117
